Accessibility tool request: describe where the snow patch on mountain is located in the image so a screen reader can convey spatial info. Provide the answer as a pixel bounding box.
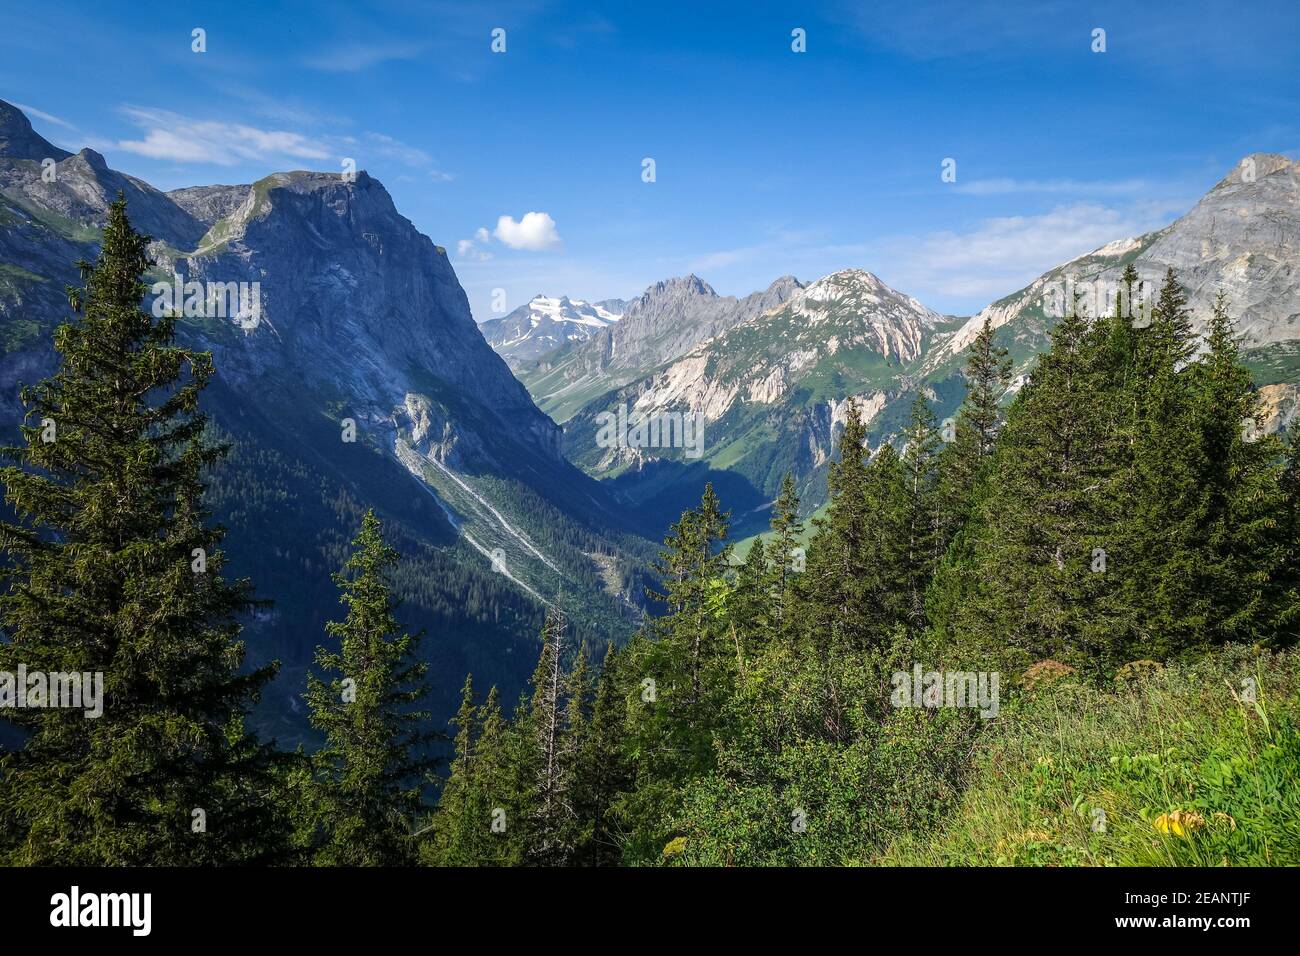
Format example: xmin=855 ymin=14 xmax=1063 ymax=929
xmin=481 ymin=294 xmax=624 ymax=366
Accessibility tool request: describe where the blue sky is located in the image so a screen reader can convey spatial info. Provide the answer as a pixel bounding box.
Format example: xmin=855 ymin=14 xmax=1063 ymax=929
xmin=3 ymin=0 xmax=1298 ymax=320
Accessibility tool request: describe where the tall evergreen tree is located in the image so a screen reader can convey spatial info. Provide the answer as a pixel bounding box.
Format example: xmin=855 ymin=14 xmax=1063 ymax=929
xmin=768 ymin=473 xmax=805 ymax=644
xmin=0 ymin=196 xmax=284 ymax=865
xmin=732 ymin=536 xmax=772 ymax=660
xmin=470 ymin=685 xmax=525 ymax=865
xmin=1121 ymin=269 xmax=1214 ymax=658
xmin=899 ymin=394 xmax=943 ymax=631
xmin=572 ymin=642 xmax=631 ymax=866
xmin=520 ymin=608 xmax=579 ymax=864
xmin=305 ymin=509 xmax=435 ymax=865
xmin=861 ymin=442 xmax=910 ymax=633
xmin=423 ymin=675 xmax=494 ymax=866
xmin=805 ymin=400 xmax=876 ymax=656
xmin=622 ymin=484 xmax=733 ymax=859
xmin=936 ymin=318 xmax=1013 ymax=543
xmin=946 ymin=306 xmax=1126 ymax=671
xmin=1276 ymin=437 xmax=1300 ymax=646
xmin=1187 ymin=293 xmax=1289 ymax=646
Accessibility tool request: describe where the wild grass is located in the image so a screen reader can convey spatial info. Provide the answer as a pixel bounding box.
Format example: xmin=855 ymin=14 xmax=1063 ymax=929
xmin=882 ymin=645 xmax=1300 ymax=866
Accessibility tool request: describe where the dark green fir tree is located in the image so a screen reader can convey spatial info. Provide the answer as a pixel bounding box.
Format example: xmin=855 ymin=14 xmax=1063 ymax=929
xmin=304 ymin=509 xmax=435 ymax=865
xmin=0 ymin=196 xmax=285 ymax=865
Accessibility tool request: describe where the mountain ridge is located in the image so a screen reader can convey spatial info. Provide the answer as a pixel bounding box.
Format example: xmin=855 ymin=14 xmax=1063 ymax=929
xmin=539 ymin=152 xmax=1300 ymax=537
xmin=0 ymin=99 xmax=654 ymax=741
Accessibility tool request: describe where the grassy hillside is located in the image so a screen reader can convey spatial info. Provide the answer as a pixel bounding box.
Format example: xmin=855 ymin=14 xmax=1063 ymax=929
xmin=883 ymin=646 xmax=1300 ymax=866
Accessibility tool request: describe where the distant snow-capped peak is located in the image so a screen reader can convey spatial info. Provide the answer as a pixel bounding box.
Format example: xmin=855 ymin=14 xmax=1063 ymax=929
xmin=480 ymin=293 xmax=626 ymax=366
xmin=525 ymin=295 xmax=622 ymax=329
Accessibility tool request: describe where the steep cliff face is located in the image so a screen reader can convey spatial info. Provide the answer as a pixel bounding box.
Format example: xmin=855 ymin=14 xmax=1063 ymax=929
xmin=152 ymin=169 xmax=565 ymax=470
xmin=0 ymin=99 xmax=649 ymax=740
xmin=0 ymin=100 xmax=566 ymax=470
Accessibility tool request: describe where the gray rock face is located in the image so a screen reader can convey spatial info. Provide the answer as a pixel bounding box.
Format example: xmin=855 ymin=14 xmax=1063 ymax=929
xmin=1140 ymin=153 xmax=1300 ymax=347
xmin=166 ymin=184 xmax=255 ymax=227
xmin=0 ymin=104 xmax=208 ymax=251
xmin=594 ymin=274 xmax=805 ymax=376
xmin=0 ymin=99 xmax=565 ymax=475
xmin=158 ymin=170 xmax=561 ymax=466
xmin=519 ymin=274 xmax=805 ymax=420
xmin=0 ymin=100 xmax=71 ymax=161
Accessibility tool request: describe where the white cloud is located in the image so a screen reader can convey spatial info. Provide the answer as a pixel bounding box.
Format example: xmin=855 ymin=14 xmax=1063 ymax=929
xmin=882 ymin=202 xmax=1181 ymax=303
xmin=115 ymin=107 xmax=330 ymax=166
xmin=458 ymin=213 xmax=562 ymax=260
xmin=493 ymin=212 xmax=562 ymax=251
xmin=457 ymin=227 xmax=493 ymax=261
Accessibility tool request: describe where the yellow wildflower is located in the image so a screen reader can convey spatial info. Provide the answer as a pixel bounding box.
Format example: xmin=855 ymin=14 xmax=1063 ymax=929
xmin=1154 ymin=810 xmax=1205 ymax=837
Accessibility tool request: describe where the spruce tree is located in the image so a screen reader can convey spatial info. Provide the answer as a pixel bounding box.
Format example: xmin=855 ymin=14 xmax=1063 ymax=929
xmin=646 ymin=483 xmax=733 ymax=729
xmin=1122 ymin=269 xmax=1213 ymax=658
xmin=805 ymin=400 xmax=876 ymax=655
xmin=1276 ymin=438 xmax=1300 ymax=645
xmin=473 ymin=686 xmax=522 ymax=865
xmin=767 ymin=473 xmax=804 ymax=644
xmin=0 ymin=196 xmax=284 ymax=865
xmin=572 ymin=643 xmax=631 ymax=865
xmin=936 ymin=318 xmax=1012 ymax=543
xmin=428 ymin=684 xmax=525 ymax=866
xmin=1187 ymin=293 xmax=1289 ymax=646
xmin=732 ymin=536 xmax=772 ymax=660
xmin=622 ymin=484 xmax=733 ymax=859
xmin=305 ymin=508 xmax=435 ymax=865
xmin=861 ymin=441 xmax=909 ymax=634
xmin=899 ymin=394 xmax=942 ymax=630
xmin=948 ymin=306 xmax=1126 ymax=671
xmin=559 ymin=641 xmax=594 ymax=860
xmin=422 ymin=675 xmax=491 ymax=865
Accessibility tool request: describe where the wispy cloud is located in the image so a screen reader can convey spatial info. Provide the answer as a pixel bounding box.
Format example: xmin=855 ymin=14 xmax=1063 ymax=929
xmin=954 ymin=177 xmax=1153 ymax=197
xmin=114 ymin=106 xmax=330 ymax=166
xmin=880 ymin=201 xmax=1183 ymax=302
xmin=829 ymin=0 xmax=1074 ymax=60
xmin=11 ymin=102 xmax=75 ymax=130
xmin=687 ymin=230 xmax=820 ymax=273
xmin=301 ymin=41 xmax=425 ymax=73
xmin=458 ymin=228 xmax=493 ymax=261
xmin=107 ymin=106 xmax=455 ymax=180
xmin=362 ymin=132 xmax=431 ymax=167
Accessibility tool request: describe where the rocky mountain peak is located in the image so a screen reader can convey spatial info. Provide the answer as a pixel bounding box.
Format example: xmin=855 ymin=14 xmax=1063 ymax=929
xmin=1216 ymin=152 xmax=1295 ymax=188
xmin=639 ymin=273 xmax=716 ymax=300
xmin=480 ymin=292 xmax=625 ymax=367
xmin=789 ymin=268 xmax=943 ymax=336
xmin=0 ymin=98 xmax=71 ymax=161
xmin=76 ymin=147 xmax=108 ymax=170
